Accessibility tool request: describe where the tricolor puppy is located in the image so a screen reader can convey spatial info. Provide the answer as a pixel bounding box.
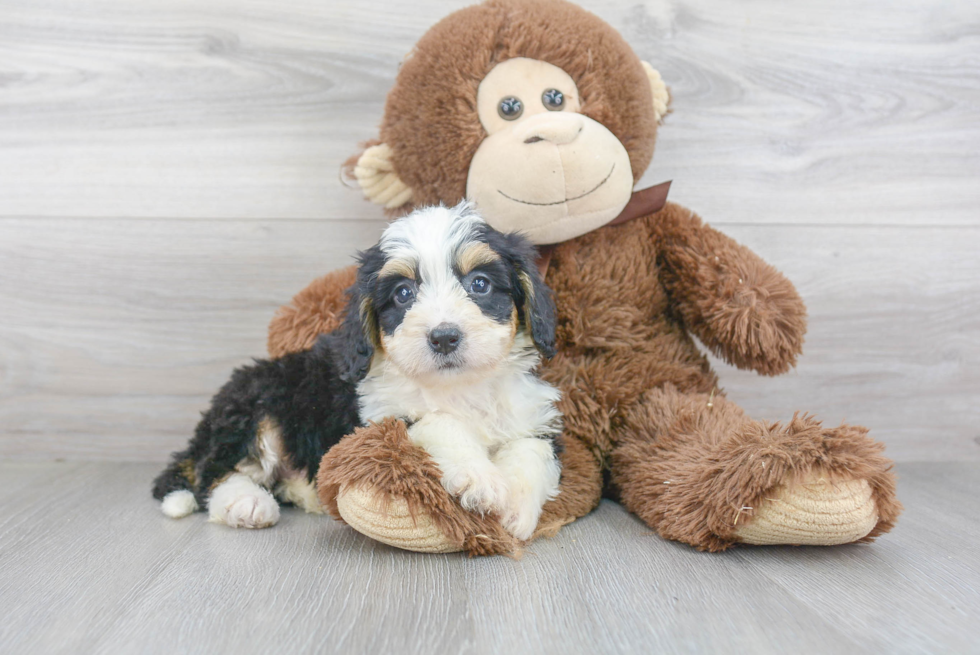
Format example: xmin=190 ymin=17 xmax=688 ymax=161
xmin=152 ymin=203 xmax=562 ymax=540
xmin=336 ymin=202 xmax=562 ymax=540
xmin=151 ymin=335 xmax=359 ymax=528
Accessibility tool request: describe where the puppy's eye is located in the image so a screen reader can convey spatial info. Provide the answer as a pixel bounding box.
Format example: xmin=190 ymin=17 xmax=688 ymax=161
xmin=469 ymin=275 xmax=491 ymax=295
xmin=393 ymin=283 xmax=415 ymax=306
xmin=498 ymin=96 xmax=523 ymax=121
xmin=542 ymin=88 xmax=564 ymax=111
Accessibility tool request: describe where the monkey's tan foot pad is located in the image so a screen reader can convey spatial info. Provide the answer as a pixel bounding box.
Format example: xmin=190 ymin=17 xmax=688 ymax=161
xmin=734 ymin=474 xmax=878 ymax=546
xmin=336 ymin=486 xmax=462 ymax=553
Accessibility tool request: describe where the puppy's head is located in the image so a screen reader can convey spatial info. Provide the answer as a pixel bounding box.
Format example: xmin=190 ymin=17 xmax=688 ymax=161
xmin=333 ymin=202 xmax=556 ymax=383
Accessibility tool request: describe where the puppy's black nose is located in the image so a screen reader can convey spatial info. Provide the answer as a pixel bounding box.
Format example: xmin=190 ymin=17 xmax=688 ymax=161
xmin=428 ymin=323 xmax=462 ymax=355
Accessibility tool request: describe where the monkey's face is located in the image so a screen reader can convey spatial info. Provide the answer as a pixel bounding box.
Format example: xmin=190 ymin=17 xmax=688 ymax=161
xmin=465 ymin=58 xmax=635 ymax=245
xmin=349 ymin=0 xmax=667 ymax=245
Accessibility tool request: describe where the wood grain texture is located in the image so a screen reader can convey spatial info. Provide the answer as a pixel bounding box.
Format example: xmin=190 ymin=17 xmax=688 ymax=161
xmin=1 ymin=219 xmax=978 ymax=461
xmin=0 ymin=461 xmax=976 ymax=653
xmin=0 ymin=217 xmax=386 ymax=460
xmin=0 ymin=0 xmax=977 ymax=224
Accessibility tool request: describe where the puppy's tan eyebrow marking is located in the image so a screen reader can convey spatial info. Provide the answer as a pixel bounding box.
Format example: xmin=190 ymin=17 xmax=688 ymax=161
xmin=378 ymin=258 xmax=416 ymax=280
xmin=456 ymin=242 xmax=500 ymax=275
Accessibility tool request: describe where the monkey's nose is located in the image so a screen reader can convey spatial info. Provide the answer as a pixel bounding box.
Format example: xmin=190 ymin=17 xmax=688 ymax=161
xmin=428 ymin=323 xmax=462 ymax=355
xmin=519 ymin=113 xmax=584 ymax=145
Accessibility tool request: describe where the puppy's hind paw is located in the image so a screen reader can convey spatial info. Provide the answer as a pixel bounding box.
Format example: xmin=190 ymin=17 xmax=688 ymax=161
xmin=223 ymin=494 xmax=280 ymax=529
xmin=208 ymin=474 xmax=281 ymax=529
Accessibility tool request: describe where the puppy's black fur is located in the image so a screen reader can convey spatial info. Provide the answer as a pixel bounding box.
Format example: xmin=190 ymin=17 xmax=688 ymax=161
xmin=152 ymin=336 xmax=359 ymax=508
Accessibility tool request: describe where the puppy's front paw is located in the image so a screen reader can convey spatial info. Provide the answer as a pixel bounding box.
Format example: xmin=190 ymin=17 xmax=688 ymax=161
xmin=442 ymin=464 xmax=509 ymax=515
xmin=500 ymin=492 xmax=542 ymax=541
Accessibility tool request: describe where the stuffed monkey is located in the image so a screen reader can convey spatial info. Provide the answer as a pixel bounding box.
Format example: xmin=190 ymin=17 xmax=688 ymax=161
xmin=269 ymin=0 xmax=901 ymax=554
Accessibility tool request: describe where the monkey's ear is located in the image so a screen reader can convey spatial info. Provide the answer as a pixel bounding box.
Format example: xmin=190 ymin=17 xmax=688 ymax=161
xmin=641 ymin=62 xmax=670 ymax=124
xmin=350 ymin=143 xmax=414 ymax=209
xmin=327 ymin=283 xmax=376 ymax=383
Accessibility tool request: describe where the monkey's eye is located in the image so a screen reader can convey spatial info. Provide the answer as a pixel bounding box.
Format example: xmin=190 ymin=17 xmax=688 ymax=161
xmin=542 ymin=88 xmax=564 ymax=111
xmin=469 ymin=275 xmax=491 ymax=295
xmin=393 ymin=283 xmax=415 ymax=306
xmin=498 ymin=96 xmax=523 ymax=120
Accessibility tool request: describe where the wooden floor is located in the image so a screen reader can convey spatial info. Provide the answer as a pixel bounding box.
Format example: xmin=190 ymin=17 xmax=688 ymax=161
xmin=0 ymin=461 xmax=976 ymax=654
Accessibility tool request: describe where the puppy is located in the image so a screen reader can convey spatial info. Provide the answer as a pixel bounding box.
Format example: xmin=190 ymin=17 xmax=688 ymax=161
xmin=153 ymin=202 xmax=562 ymax=539
xmin=336 ymin=202 xmax=563 ymax=540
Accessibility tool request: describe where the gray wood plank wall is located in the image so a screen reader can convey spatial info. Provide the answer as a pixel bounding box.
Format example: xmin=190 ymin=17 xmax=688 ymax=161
xmin=1 ymin=0 xmax=978 ymax=462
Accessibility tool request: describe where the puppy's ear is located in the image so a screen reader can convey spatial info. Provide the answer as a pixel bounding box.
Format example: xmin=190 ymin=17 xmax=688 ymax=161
xmin=517 ymin=257 xmax=557 ymax=359
xmin=327 ymin=246 xmax=384 ymax=382
xmin=490 ymin=231 xmax=557 ymax=359
xmin=326 ymin=287 xmax=374 ymax=383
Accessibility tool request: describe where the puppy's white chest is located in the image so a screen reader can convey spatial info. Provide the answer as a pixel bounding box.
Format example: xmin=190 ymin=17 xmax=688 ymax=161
xmin=358 ymin=361 xmax=559 ymax=447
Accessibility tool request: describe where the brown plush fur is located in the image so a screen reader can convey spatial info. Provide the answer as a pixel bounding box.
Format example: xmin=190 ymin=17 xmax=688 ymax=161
xmin=268 ymin=266 xmax=356 ymax=358
xmin=611 ymin=385 xmax=901 ymax=552
xmin=270 ymin=0 xmax=901 ymax=554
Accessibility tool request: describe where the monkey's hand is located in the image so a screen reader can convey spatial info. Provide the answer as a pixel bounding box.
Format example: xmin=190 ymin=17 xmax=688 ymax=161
xmin=653 ymin=204 xmax=807 ymax=376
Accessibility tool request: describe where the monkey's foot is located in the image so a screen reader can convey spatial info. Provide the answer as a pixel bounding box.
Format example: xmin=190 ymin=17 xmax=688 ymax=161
xmin=336 ymin=486 xmax=460 ymax=553
xmin=317 ymin=418 xmax=520 ymax=556
xmin=734 ymin=472 xmax=878 ymax=546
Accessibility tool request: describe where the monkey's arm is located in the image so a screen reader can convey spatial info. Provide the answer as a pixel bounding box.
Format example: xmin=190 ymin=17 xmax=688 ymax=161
xmin=650 ymin=203 xmax=807 ymax=376
xmin=267 ymin=265 xmax=358 ymax=358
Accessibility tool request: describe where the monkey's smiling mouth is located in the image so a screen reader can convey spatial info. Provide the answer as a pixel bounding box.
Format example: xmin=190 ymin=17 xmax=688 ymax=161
xmin=497 ymin=163 xmax=615 ymax=206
